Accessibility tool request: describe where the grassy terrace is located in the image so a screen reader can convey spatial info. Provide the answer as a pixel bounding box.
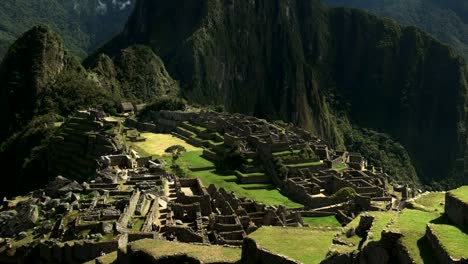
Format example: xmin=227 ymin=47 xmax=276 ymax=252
xmin=249 ymin=226 xmax=338 ymax=263
xmin=175 ymin=150 xmax=215 ymax=170
xmin=449 ymin=186 xmax=468 ymax=202
xmin=428 ymin=223 xmax=468 ymax=260
xmin=286 ymin=160 xmax=323 ymax=168
xmin=182 ymin=121 xmax=207 ymax=133
xmin=365 ymin=211 xmax=397 ymax=243
xmin=333 ymin=163 xmax=348 ymax=172
xmin=129 ymin=133 xmax=202 ymax=157
xmin=84 ymin=252 xmax=117 ymax=264
xmin=130 ymin=239 xmax=241 ymax=263
xmin=190 ymin=169 xmax=302 ymax=208
xmin=388 ymin=209 xmax=440 ymax=264
xmin=272 ymin=149 xmax=301 ymax=156
xmin=409 ymin=192 xmax=446 ymax=213
xmin=303 ymin=215 xmax=342 ymax=228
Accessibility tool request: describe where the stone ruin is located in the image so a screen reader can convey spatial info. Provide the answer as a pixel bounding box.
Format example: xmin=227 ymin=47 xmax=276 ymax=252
xmin=0 ymin=149 xmax=304 ymax=263
xmin=140 ymin=110 xmax=404 ymax=218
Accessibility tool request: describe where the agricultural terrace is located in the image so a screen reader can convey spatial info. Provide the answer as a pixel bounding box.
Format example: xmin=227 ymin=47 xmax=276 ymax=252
xmin=409 ymin=192 xmax=446 ymax=213
xmin=387 ymin=209 xmax=440 ymax=264
xmin=249 ymin=226 xmax=339 ymax=263
xmin=130 ymin=239 xmax=241 ymax=263
xmin=428 ymin=223 xmax=468 ymax=260
xmin=449 ymin=186 xmax=468 ymax=202
xmin=302 ymin=215 xmax=342 ymax=228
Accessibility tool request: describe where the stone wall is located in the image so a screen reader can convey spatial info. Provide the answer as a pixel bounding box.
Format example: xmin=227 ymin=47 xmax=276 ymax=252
xmin=142 ymin=198 xmax=160 ymax=232
xmin=283 ymin=178 xmax=345 ymax=209
xmin=36 ymin=239 xmax=119 ymax=263
xmin=117 ymin=191 xmax=140 ymax=230
xmin=425 ymin=224 xmax=467 ymax=264
xmin=445 ymin=192 xmax=468 ymax=227
xmin=165 ymin=226 xmax=205 ymax=243
xmin=124 ymin=118 xmax=158 ymax=133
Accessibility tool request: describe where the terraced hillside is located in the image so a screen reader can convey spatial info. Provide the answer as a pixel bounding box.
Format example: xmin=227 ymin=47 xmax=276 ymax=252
xmin=48 ymin=115 xmax=126 ymax=181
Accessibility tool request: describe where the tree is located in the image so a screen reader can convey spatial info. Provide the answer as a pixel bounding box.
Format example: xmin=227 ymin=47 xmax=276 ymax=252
xmin=165 ymin=145 xmax=186 ymax=167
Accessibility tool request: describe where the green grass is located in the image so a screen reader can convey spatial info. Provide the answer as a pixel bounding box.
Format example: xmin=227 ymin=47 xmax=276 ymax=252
xmin=177 ymin=150 xmax=215 ymax=170
xmin=132 ymin=218 xmax=145 ymax=231
xmin=428 ymin=223 xmax=468 ymax=259
xmin=365 ymin=211 xmax=397 ymax=242
xmin=286 ymin=161 xmax=323 ymax=168
xmin=335 ymin=214 xmax=362 ymax=248
xmin=272 ymin=150 xmax=301 ymax=156
xmin=409 ymin=192 xmax=446 ymax=213
xmin=234 ymin=170 xmax=266 ymax=178
xmin=449 ymin=186 xmax=468 ymax=202
xmin=333 ymin=163 xmax=348 ymax=172
xmin=190 ymin=170 xmax=302 ymax=208
xmin=388 ymin=209 xmax=440 ymax=264
xmin=130 ymin=239 xmax=241 ymax=263
xmin=183 ymin=121 xmax=207 ymax=132
xmin=129 ymin=133 xmax=202 ymax=157
xmin=83 ymin=251 xmax=117 ymax=264
xmin=303 ymin=216 xmax=342 ymax=227
xmin=249 ymin=226 xmax=338 ymax=263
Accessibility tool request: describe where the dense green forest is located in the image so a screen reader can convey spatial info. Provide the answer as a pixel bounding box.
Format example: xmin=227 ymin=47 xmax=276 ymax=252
xmin=323 ymin=0 xmax=468 ymax=59
xmin=0 ymin=0 xmax=134 ymax=59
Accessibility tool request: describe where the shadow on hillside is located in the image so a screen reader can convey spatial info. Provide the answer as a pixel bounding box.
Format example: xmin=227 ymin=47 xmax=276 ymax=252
xmin=417 ymin=237 xmax=438 ymax=264
xmin=430 ymin=215 xmax=468 ymax=234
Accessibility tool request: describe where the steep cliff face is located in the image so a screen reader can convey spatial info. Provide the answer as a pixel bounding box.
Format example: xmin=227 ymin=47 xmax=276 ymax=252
xmin=94 ymin=0 xmax=468 ymax=186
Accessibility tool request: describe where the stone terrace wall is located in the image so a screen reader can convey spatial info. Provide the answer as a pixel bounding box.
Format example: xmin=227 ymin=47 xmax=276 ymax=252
xmin=37 ymin=239 xmax=120 ymax=263
xmin=241 ymin=237 xmax=300 ymax=264
xmin=125 ymin=118 xmax=158 ymax=133
xmin=426 ymin=224 xmax=467 ymax=264
xmin=117 ymin=191 xmax=140 ymax=230
xmin=445 ymin=192 xmax=468 ymax=227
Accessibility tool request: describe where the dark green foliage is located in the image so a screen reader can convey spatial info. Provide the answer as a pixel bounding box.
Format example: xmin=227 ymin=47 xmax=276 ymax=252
xmin=219 ymin=144 xmax=244 ymax=171
xmin=139 ymin=97 xmax=187 ymax=116
xmin=273 ymin=157 xmax=289 ymax=180
xmin=331 ymin=187 xmax=358 ymax=199
xmin=323 ymin=0 xmax=468 ymax=59
xmin=0 ymin=114 xmax=57 ymax=198
xmin=44 ymin=70 xmax=118 ymax=116
xmin=166 ymin=145 xmax=187 ymax=167
xmin=0 ymin=25 xmax=65 ymax=140
xmin=300 ymin=145 xmax=319 ymax=161
xmin=165 ymin=145 xmax=187 ymax=154
xmin=0 ymin=25 xmax=119 ymax=141
xmin=0 ymin=0 xmax=134 ymax=59
xmin=338 ymin=118 xmax=419 ymax=185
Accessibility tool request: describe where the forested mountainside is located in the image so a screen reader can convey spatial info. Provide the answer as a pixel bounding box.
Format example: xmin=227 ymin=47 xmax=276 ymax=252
xmin=90 ymin=0 xmax=468 ymax=189
xmin=0 ymin=25 xmax=178 ymax=198
xmin=323 ymin=0 xmax=468 ymax=60
xmin=0 ymin=0 xmax=134 ymax=59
